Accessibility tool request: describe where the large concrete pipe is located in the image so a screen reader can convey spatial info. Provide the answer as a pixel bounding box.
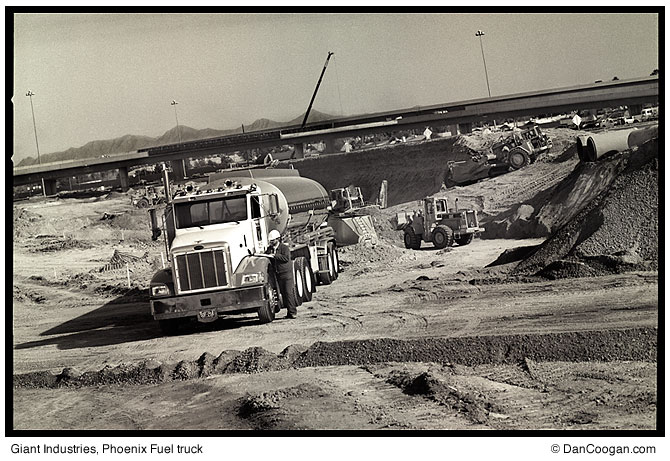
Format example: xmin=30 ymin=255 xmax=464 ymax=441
xmin=576 ymin=135 xmax=589 ymax=162
xmin=582 ymin=126 xmax=658 ymax=162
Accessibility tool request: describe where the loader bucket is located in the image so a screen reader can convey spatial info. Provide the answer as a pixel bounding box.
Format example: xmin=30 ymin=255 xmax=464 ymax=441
xmin=328 ymin=215 xmax=379 ymax=246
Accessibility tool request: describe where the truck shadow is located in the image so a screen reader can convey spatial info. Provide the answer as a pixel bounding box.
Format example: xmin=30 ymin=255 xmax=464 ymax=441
xmin=14 ymin=289 xmax=262 ymax=351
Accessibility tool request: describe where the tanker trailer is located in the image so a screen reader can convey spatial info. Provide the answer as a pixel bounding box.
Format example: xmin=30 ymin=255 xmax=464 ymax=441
xmin=148 ymin=168 xmax=340 ymax=334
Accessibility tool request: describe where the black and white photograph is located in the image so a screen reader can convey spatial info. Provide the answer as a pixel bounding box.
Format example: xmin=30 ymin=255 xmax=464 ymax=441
xmin=9 ymin=10 xmax=661 ymax=439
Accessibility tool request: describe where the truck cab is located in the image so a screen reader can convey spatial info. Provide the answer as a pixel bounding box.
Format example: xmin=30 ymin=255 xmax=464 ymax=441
xmin=148 ymin=171 xmax=340 ymax=334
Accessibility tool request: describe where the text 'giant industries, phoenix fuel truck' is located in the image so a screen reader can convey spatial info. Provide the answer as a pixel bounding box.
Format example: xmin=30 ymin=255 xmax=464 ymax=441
xmin=148 ymin=167 xmax=342 ymax=335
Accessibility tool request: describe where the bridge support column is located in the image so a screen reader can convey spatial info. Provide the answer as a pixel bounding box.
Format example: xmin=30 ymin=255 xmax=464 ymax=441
xmin=293 ymin=143 xmax=304 ymax=159
xmin=628 ymin=104 xmax=642 ymax=116
xmin=447 ymin=124 xmax=460 ymax=136
xmin=458 ymin=123 xmax=472 ymax=134
xmin=118 ymin=166 xmax=130 ymax=192
xmin=43 ymin=178 xmax=57 ymax=196
xmin=324 ymin=138 xmax=337 ymax=154
xmin=171 ymin=159 xmax=187 ymax=180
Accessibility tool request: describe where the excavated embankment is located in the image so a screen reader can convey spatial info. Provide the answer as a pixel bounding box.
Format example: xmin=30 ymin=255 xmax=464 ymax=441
xmin=285 ymin=137 xmax=473 ymax=207
xmin=13 ymin=327 xmax=656 ymax=389
xmin=513 ymin=138 xmax=658 ymax=278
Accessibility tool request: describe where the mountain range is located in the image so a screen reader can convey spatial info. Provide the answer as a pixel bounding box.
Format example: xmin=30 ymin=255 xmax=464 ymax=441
xmin=16 ymin=110 xmax=335 ymax=167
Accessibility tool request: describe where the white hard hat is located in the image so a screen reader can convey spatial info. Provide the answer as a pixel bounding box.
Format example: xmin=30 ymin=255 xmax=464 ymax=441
xmin=268 ymin=229 xmax=281 ymax=241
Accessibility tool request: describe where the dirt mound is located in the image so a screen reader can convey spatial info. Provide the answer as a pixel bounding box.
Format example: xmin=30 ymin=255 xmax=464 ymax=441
xmin=13 ymin=207 xmax=43 ymax=238
xmin=13 ymin=328 xmax=656 ymax=389
xmin=360 ymin=206 xmax=403 ymax=244
xmin=222 ymin=346 xmax=290 ymax=374
xmin=513 ymin=138 xmax=658 ymax=278
xmin=338 ymin=240 xmax=406 ymax=268
xmin=387 ymin=370 xmax=496 ymax=424
xmin=27 ymin=236 xmax=93 ymax=253
xmin=239 ymin=383 xmax=324 ymax=417
xmin=486 ymin=244 xmax=541 ymax=267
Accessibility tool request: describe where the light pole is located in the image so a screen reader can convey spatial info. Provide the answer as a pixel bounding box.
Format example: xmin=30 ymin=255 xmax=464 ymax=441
xmin=475 ymin=30 xmax=491 ymax=98
xmin=26 ymin=90 xmax=46 ymax=196
xmin=171 ymin=100 xmax=187 ymax=179
xmin=171 ymin=100 xmax=182 ymax=143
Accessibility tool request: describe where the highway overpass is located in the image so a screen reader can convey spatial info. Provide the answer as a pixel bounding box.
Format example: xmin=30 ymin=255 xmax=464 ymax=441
xmin=13 ymin=75 xmax=658 ymax=194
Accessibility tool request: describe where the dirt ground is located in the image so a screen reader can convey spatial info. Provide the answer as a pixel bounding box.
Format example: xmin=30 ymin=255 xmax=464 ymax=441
xmin=11 ymin=128 xmax=658 ymax=431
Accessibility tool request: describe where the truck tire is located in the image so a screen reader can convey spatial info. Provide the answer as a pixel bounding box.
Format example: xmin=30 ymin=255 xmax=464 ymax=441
xmin=432 ymin=225 xmax=453 ymax=249
xmin=296 ymin=257 xmax=313 ymax=302
xmin=136 ymin=197 xmax=150 ymax=208
xmin=318 ymin=247 xmax=335 ymax=285
xmin=508 ymin=148 xmax=530 ymax=170
xmin=293 ymin=259 xmax=304 ymax=306
xmin=328 ymin=242 xmax=339 ymax=280
xmin=455 ymin=234 xmax=473 ymax=246
xmin=158 ymin=319 xmax=182 ymax=335
xmin=404 ymin=228 xmax=421 ymax=250
xmin=258 ymin=278 xmax=278 ymax=323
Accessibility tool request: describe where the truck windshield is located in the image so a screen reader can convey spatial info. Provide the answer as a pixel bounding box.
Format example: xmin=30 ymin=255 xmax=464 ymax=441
xmin=174 ymin=196 xmax=248 ymax=228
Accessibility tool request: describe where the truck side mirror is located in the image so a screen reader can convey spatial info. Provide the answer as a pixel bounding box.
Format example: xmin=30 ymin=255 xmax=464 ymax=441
xmin=269 ymin=194 xmax=279 ymax=216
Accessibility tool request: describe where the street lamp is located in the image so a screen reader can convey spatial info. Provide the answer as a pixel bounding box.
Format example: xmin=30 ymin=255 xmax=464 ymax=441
xmin=171 ymin=100 xmax=182 ymax=143
xmin=170 ymin=100 xmax=187 ymax=179
xmin=26 ymin=90 xmax=46 ymax=196
xmin=475 ymin=30 xmax=491 ymax=98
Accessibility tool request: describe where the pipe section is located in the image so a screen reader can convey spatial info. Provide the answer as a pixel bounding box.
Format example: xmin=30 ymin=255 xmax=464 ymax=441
xmin=580 ymin=126 xmax=658 ymax=162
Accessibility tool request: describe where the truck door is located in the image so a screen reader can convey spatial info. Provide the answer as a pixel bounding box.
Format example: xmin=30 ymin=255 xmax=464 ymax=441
xmin=250 ymin=195 xmax=264 ymax=253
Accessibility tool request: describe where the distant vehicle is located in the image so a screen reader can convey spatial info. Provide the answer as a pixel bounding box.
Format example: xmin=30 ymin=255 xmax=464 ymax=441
xmin=395 ymin=196 xmax=484 ymax=249
xmin=485 ymin=125 xmax=552 ymax=170
xmin=577 ymin=110 xmax=599 ymax=129
xmin=598 ymin=110 xmax=626 ymax=127
xmin=641 ymin=107 xmax=659 ymax=121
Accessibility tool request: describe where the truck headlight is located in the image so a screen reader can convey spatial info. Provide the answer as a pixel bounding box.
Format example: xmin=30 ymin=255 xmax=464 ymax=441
xmin=242 ymin=273 xmax=264 ymax=285
xmin=151 ymin=284 xmax=171 ymax=297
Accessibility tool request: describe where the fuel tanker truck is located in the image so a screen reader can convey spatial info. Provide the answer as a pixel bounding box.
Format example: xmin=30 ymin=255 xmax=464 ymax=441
xmin=148 ymin=167 xmax=341 ymax=334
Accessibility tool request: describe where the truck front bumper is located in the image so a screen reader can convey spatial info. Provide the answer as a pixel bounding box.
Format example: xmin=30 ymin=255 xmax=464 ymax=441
xmin=151 ymin=285 xmax=267 ymax=320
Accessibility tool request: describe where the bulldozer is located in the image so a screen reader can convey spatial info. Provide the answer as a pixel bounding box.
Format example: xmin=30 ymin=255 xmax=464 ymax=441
xmin=327 ymin=185 xmax=380 ymax=245
xmin=486 ymin=125 xmax=552 ymax=172
xmin=395 ymin=197 xmax=484 ymax=249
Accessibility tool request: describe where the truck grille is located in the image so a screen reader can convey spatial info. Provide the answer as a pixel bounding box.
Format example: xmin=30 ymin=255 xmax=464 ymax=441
xmin=174 ymin=249 xmax=228 ymax=293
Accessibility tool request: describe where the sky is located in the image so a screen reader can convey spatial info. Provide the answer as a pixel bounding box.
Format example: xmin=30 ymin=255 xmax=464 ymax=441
xmin=12 ymin=12 xmax=659 ymax=162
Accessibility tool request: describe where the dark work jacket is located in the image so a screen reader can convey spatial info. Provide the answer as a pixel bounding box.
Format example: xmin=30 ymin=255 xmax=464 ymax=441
xmin=268 ymin=242 xmax=293 ymax=277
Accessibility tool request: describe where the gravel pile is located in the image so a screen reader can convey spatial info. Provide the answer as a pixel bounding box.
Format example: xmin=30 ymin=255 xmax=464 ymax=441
xmin=294 ymin=328 xmax=656 ymax=368
xmin=514 ymin=138 xmax=658 ymax=278
xmin=13 ymin=327 xmax=656 ymax=389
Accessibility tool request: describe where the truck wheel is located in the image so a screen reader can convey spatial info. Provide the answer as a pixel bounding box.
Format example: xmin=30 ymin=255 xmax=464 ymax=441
xmin=296 ymin=257 xmax=313 ymax=302
xmin=318 ymin=248 xmax=335 ymax=285
xmin=508 ymin=148 xmax=530 ymax=170
xmin=293 ymin=260 xmax=304 ymax=306
xmin=432 ymin=225 xmax=453 ymax=249
xmin=258 ymin=280 xmax=278 ymax=323
xmin=455 ymin=234 xmax=473 ymax=246
xmin=136 ymin=197 xmax=150 ymax=209
xmin=158 ymin=319 xmax=182 ymax=335
xmin=328 ymin=242 xmax=339 ymax=279
xmin=404 ymin=228 xmax=421 ymax=250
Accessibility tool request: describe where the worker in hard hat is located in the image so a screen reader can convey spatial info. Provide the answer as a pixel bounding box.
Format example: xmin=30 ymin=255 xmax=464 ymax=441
xmin=266 ymin=229 xmax=298 ymax=319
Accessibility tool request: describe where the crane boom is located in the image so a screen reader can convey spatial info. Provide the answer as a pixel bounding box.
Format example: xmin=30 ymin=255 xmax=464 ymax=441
xmin=301 ymin=51 xmax=334 ymax=129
